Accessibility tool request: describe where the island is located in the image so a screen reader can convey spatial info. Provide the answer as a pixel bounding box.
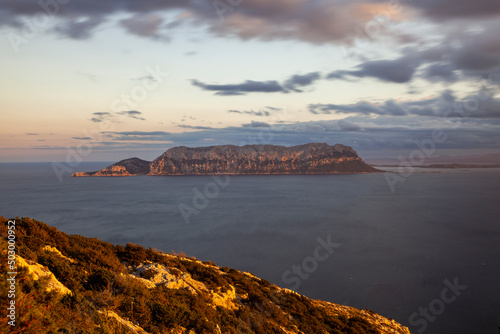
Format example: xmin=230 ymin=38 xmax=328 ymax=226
xmin=72 ymin=143 xmax=380 ymax=177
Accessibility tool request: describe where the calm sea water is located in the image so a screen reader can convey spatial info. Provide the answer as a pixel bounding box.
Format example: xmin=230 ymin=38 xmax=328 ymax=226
xmin=1 ymin=162 xmax=499 ymax=334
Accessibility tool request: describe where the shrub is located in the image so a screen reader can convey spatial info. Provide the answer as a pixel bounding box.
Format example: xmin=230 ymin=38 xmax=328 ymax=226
xmin=86 ymin=268 xmax=115 ymax=291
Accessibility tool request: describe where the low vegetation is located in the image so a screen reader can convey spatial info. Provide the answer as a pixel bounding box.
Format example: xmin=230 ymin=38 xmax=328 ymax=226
xmin=1 ymin=217 xmax=384 ymax=333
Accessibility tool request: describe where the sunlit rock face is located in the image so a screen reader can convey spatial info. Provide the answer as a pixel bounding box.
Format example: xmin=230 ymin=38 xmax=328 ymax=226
xmin=72 ymin=157 xmax=151 ymax=177
xmin=150 ymin=143 xmax=380 ymax=175
xmin=72 ymin=143 xmax=380 ymax=177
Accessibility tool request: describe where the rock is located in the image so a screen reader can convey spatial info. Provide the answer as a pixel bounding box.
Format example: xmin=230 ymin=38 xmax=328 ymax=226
xmin=16 ymin=255 xmax=71 ymax=295
xmin=72 ymin=157 xmax=151 ymax=177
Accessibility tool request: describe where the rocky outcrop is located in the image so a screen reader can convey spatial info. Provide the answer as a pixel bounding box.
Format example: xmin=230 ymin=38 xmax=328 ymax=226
xmin=72 ymin=143 xmax=379 ymax=177
xmin=16 ymin=255 xmax=71 ymax=295
xmin=125 ymin=254 xmax=411 ymax=333
xmin=72 ymin=157 xmax=151 ymax=177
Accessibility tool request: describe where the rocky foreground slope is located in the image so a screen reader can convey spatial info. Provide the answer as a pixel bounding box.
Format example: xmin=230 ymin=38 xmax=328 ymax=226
xmin=1 ymin=217 xmax=409 ymax=334
xmin=72 ymin=143 xmax=379 ymax=177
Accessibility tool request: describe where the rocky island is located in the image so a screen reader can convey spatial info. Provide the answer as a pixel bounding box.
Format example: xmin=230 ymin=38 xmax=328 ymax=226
xmin=72 ymin=143 xmax=379 ymax=177
xmin=1 ymin=217 xmax=410 ymax=333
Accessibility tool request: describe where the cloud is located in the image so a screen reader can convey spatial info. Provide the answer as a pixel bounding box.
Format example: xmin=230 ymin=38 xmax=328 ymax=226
xmin=192 ymin=72 xmax=321 ymax=95
xmin=327 ymin=57 xmax=420 ymax=84
xmin=117 ymin=110 xmax=146 ymax=121
xmin=53 ymin=16 xmax=107 ymax=40
xmin=242 ymin=121 xmax=271 ymax=128
xmin=90 ymin=112 xmax=113 ymax=123
xmin=309 ymin=90 xmax=500 ymax=118
xmin=228 ymin=109 xmax=271 ymax=117
xmin=0 ymin=1 xmax=377 ymax=44
xmin=120 ymin=14 xmax=165 ymax=39
xmin=191 ymin=79 xmax=284 ymax=95
xmin=283 ymin=72 xmax=322 ymax=92
xmin=408 ymin=0 xmax=500 ymax=20
xmin=2 ymin=0 xmax=500 ymax=47
xmin=328 ymin=21 xmax=500 ymax=85
xmin=26 ymin=133 xmax=39 ymax=135
xmin=107 ymin=131 xmax=170 ymax=136
xmin=97 ymin=114 xmax=500 ymax=157
xmin=422 ymin=63 xmax=459 ymax=83
xmin=72 ymin=137 xmax=92 ymax=140
xmin=337 ymin=119 xmax=362 ymax=131
xmin=103 ymin=131 xmax=172 ymax=142
xmin=90 ymin=111 xmax=146 ymax=122
xmin=178 ymin=124 xmax=214 ymax=130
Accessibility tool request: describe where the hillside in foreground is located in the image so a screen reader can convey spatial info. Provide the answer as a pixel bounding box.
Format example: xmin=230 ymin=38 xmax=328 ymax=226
xmin=0 ymin=217 xmax=409 ymax=334
xmin=72 ymin=143 xmax=380 ymax=177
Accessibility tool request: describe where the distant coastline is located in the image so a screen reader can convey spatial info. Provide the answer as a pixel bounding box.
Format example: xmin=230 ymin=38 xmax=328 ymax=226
xmin=372 ymin=163 xmax=500 ymax=169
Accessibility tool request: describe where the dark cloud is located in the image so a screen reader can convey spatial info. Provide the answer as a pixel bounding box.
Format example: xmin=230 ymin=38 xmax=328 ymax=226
xmin=117 ymin=110 xmax=146 ymax=121
xmin=192 ymin=79 xmax=284 ymax=95
xmin=103 ymin=131 xmax=172 ymax=142
xmin=107 ymin=131 xmax=170 ymax=136
xmin=337 ymin=119 xmax=362 ymax=131
xmin=192 ymin=72 xmax=321 ymax=95
xmin=120 ymin=14 xmax=163 ymax=37
xmin=90 ymin=111 xmax=145 ymax=122
xmin=178 ymin=124 xmax=213 ymax=130
xmin=309 ymin=90 xmax=500 ymax=118
xmin=242 ymin=121 xmax=271 ymax=128
xmin=53 ymin=16 xmax=106 ymax=40
xmin=228 ymin=109 xmax=271 ymax=117
xmin=422 ymin=63 xmax=459 ymax=83
xmin=327 ymin=57 xmax=420 ymax=84
xmin=265 ymin=106 xmax=282 ymax=111
xmin=0 ymin=1 xmax=386 ymax=44
xmin=329 ymin=22 xmax=500 ymax=85
xmin=97 ymin=115 xmax=500 ymax=157
xmin=72 ymin=137 xmax=92 ymax=140
xmin=283 ymin=72 xmax=322 ymax=92
xmin=90 ymin=111 xmax=114 ymax=123
xmin=408 ymin=0 xmax=500 ymax=20
xmin=2 ymin=0 xmax=500 ymax=46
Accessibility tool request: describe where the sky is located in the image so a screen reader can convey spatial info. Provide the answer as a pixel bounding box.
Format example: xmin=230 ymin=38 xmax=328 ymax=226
xmin=0 ymin=0 xmax=499 ymax=163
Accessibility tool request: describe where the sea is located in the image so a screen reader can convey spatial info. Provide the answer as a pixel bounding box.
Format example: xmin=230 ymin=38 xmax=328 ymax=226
xmin=1 ymin=162 xmax=499 ymax=334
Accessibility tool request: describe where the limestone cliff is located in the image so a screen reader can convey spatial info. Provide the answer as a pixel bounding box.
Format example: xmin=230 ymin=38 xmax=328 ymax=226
xmin=72 ymin=143 xmax=379 ymax=177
